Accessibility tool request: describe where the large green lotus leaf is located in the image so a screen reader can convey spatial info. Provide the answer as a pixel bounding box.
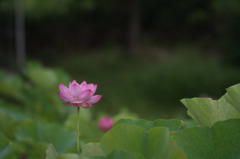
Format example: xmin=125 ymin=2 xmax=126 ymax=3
xmin=88 ymin=150 xmax=146 ymax=159
xmin=0 ymin=110 xmax=19 ymax=139
xmin=225 ymin=84 xmax=240 ymax=113
xmin=174 ymin=119 xmax=240 ymax=159
xmin=180 ymin=97 xmax=240 ymax=127
xmin=45 ymin=144 xmax=81 ymax=159
xmin=26 ymin=67 xmax=58 ymax=90
xmin=115 ymin=119 xmax=185 ymax=131
xmin=11 ymin=141 xmax=48 ymax=159
xmin=183 ymin=120 xmax=198 ymax=128
xmin=82 ymin=142 xmax=105 ymax=157
xmin=84 ymin=123 xmax=187 ymax=159
xmin=100 ymin=124 xmax=145 ymax=155
xmin=45 ymin=144 xmax=58 ymax=159
xmin=0 ymin=132 xmax=17 ymax=159
xmin=15 ymin=121 xmax=76 ymax=153
xmin=0 ymin=72 xmax=25 ymax=102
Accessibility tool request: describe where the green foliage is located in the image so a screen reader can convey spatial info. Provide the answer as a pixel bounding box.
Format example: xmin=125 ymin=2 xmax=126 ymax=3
xmin=0 ymin=71 xmax=25 ymax=103
xmin=181 ymin=83 xmax=240 ymax=126
xmin=64 ymin=113 xmax=104 ymax=143
xmin=83 ymin=120 xmax=187 ymax=159
xmin=174 ymin=119 xmax=240 ymax=159
xmin=1 ymin=62 xmax=240 ymax=158
xmin=115 ymin=119 xmax=185 ymax=131
xmin=225 ymin=84 xmax=240 ymax=112
xmin=0 ymin=132 xmax=17 ymax=159
xmin=46 ymin=144 xmax=58 ymax=159
xmin=82 ymin=143 xmax=105 ymax=157
xmin=45 ymin=144 xmax=81 ymax=159
xmin=181 ymin=97 xmax=240 ymax=127
xmin=177 ymin=83 xmax=240 ymax=158
xmin=15 ymin=120 xmax=76 ymax=153
xmin=0 ymin=110 xmax=19 ymax=139
xmin=89 ymin=150 xmax=146 ymax=159
xmin=0 ymin=62 xmax=71 ymax=121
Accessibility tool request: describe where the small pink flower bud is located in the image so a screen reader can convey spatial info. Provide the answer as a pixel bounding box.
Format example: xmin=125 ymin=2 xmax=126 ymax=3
xmin=98 ymin=116 xmax=113 ymax=132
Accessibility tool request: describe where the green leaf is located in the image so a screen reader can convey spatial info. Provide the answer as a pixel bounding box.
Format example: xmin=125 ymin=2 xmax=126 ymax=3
xmin=147 ymin=127 xmax=186 ymax=159
xmin=26 ymin=67 xmax=58 ymax=89
xmin=225 ymin=83 xmax=240 ymax=113
xmin=100 ymin=124 xmax=144 ymax=155
xmin=183 ymin=120 xmax=198 ymax=128
xmin=82 ymin=142 xmax=105 ymax=157
xmin=59 ymin=153 xmax=81 ymax=159
xmin=0 ymin=132 xmax=17 ymax=159
xmin=0 ymin=73 xmax=25 ymax=102
xmin=0 ymin=110 xmax=19 ymax=139
xmin=45 ymin=144 xmax=81 ymax=159
xmin=180 ymin=97 xmax=240 ymax=126
xmin=16 ymin=121 xmax=76 ymax=153
xmin=89 ymin=150 xmax=146 ymax=159
xmin=83 ymin=123 xmax=187 ymax=159
xmin=46 ymin=144 xmax=58 ymax=159
xmin=115 ymin=119 xmax=185 ymax=131
xmin=174 ymin=119 xmax=240 ymax=159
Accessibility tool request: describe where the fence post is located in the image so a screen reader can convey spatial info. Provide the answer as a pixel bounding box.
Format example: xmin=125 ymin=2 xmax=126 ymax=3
xmin=15 ymin=0 xmax=26 ymax=74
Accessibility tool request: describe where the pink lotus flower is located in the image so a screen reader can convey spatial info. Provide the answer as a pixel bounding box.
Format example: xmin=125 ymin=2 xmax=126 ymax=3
xmin=98 ymin=116 xmax=113 ymax=132
xmin=58 ymin=80 xmax=103 ymax=108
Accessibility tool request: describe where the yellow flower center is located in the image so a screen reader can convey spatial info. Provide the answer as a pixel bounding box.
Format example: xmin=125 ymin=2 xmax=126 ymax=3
xmin=73 ymin=99 xmax=82 ymax=103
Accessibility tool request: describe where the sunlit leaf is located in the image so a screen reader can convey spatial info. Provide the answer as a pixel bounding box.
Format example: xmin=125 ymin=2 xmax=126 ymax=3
xmin=181 ymin=96 xmax=240 ymax=126
xmin=45 ymin=144 xmax=81 ymax=159
xmin=82 ymin=142 xmax=105 ymax=157
xmin=45 ymin=144 xmax=58 ymax=159
xmin=225 ymin=83 xmax=240 ymax=113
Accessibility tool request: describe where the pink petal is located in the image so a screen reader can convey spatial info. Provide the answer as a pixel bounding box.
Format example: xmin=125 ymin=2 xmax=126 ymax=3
xmin=69 ymin=80 xmax=78 ymax=87
xmin=72 ymin=80 xmax=77 ymax=84
xmin=58 ymin=83 xmax=68 ymax=92
xmin=88 ymin=84 xmax=97 ymax=94
xmin=72 ymin=103 xmax=83 ymax=107
xmin=80 ymin=83 xmax=89 ymax=91
xmin=88 ymin=95 xmax=103 ymax=104
xmin=63 ymin=102 xmax=72 ymax=105
xmin=78 ymin=89 xmax=93 ymax=101
xmin=58 ymin=92 xmax=74 ymax=102
xmin=69 ymin=82 xmax=81 ymax=97
xmin=80 ymin=81 xmax=87 ymax=86
xmin=63 ymin=102 xmax=83 ymax=107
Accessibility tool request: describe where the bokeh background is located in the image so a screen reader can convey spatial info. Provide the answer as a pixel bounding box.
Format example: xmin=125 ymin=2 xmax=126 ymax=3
xmin=1 ymin=0 xmax=240 ymax=120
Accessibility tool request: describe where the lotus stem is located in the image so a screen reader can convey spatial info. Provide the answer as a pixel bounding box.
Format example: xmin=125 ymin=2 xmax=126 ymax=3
xmin=77 ymin=107 xmax=80 ymax=152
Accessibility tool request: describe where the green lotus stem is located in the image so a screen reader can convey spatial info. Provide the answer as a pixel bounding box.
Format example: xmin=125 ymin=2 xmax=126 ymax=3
xmin=77 ymin=107 xmax=80 ymax=152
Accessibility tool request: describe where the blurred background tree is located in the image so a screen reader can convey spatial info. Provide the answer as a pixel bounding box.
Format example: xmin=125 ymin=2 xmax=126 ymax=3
xmin=1 ymin=0 xmax=240 ymax=119
xmin=1 ymin=0 xmax=240 ymax=60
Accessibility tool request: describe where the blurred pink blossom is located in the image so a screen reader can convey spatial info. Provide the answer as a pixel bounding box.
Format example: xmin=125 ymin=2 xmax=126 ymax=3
xmin=98 ymin=116 xmax=113 ymax=132
xmin=58 ymin=80 xmax=102 ymax=108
